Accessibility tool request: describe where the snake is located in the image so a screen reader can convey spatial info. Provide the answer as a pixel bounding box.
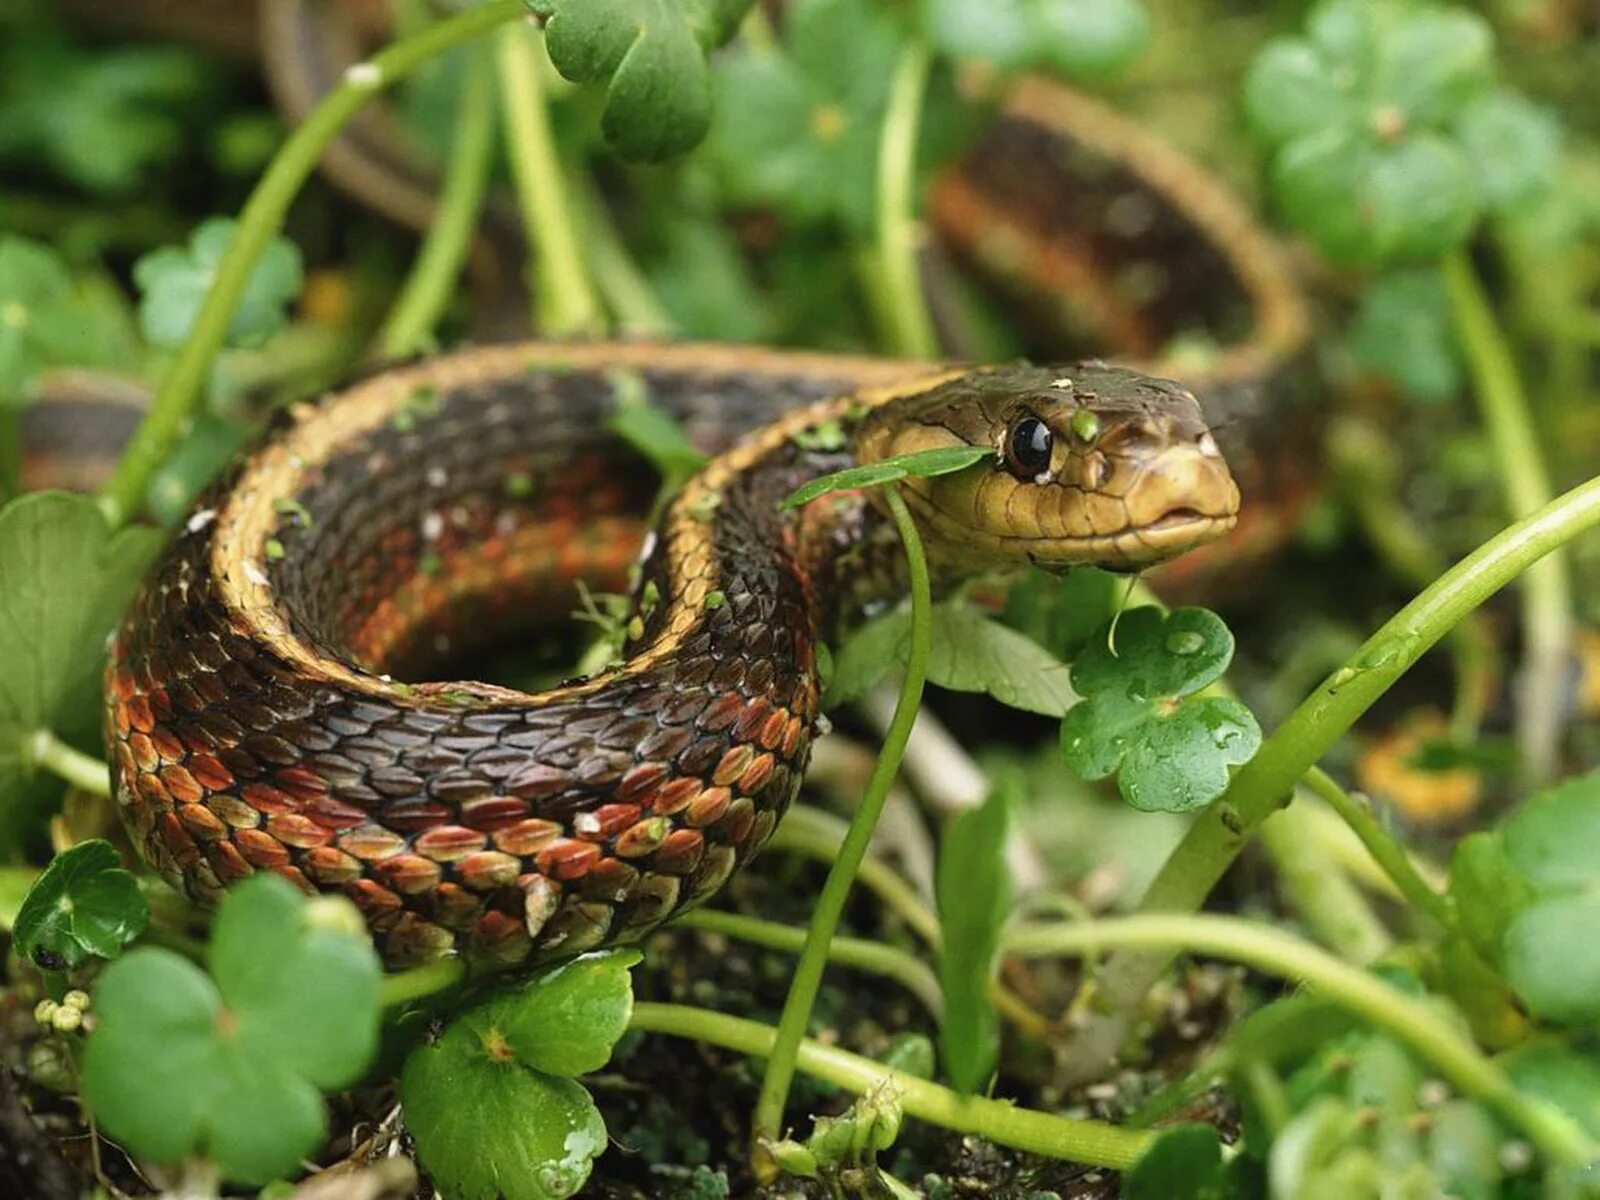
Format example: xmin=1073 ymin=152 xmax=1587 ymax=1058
xmin=104 ymin=344 xmax=1240 ymax=970
xmin=51 ymin=1 xmax=1316 ymax=972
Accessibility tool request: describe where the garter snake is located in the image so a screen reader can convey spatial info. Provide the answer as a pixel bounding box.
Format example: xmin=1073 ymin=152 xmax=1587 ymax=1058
xmin=105 ymin=344 xmax=1239 ymax=969
xmin=57 ymin=2 xmax=1314 ymax=971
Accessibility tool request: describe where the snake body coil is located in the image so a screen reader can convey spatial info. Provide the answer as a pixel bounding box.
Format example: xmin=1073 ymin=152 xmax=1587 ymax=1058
xmin=105 ymin=343 xmax=1239 ymax=970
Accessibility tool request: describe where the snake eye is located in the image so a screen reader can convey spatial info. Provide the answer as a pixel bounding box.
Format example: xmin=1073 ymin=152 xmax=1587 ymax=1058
xmin=1002 ymin=416 xmax=1054 ymax=480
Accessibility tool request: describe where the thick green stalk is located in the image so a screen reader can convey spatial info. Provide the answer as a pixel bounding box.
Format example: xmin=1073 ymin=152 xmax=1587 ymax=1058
xmin=376 ymin=50 xmax=496 ymax=359
xmin=379 ymin=957 xmax=466 ymax=1008
xmin=1060 ymin=474 xmax=1600 ymax=1084
xmin=673 ymin=909 xmax=942 ymax=1017
xmin=25 ymin=730 xmax=109 ymax=797
xmin=632 ymin=1003 xmax=1152 ymax=1170
xmin=867 ymin=39 xmax=938 ymax=359
xmin=1443 ymin=249 xmax=1572 ymax=784
xmin=1007 ymin=914 xmax=1598 ymax=1167
xmin=494 ymin=22 xmax=603 ymax=336
xmin=97 ymin=0 xmax=526 ymax=526
xmin=752 ymin=486 xmax=932 ymax=1165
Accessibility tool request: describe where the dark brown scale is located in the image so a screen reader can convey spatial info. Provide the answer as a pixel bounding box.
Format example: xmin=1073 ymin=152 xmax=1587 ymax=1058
xmin=106 ymin=354 xmax=901 ymax=970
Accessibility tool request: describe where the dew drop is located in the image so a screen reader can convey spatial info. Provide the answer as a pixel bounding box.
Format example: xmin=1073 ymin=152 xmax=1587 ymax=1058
xmin=1166 ymin=630 xmax=1205 ymax=656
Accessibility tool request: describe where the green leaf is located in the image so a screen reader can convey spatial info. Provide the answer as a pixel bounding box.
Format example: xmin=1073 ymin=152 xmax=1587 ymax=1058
xmin=133 ymin=217 xmax=303 ymax=350
xmin=1123 ymin=1124 xmax=1228 ymax=1200
xmin=209 ymin=874 xmax=382 ymax=1091
xmin=1447 ymin=832 xmax=1530 ymax=964
xmin=0 ymin=237 xmax=81 ymax=401
xmin=926 ymin=602 xmax=1078 ymax=717
xmin=491 ymin=949 xmax=642 ymax=1077
xmin=1242 ymin=0 xmax=1499 ymax=268
xmin=0 ymin=492 xmax=161 ymax=846
xmin=1455 ymin=89 xmax=1560 ymax=213
xmin=0 ymin=24 xmax=208 ymax=196
xmin=80 ymin=875 xmax=382 ymax=1184
xmin=1501 ymin=1044 xmax=1600 ymax=1140
xmin=1001 ymin=568 xmax=1122 ymax=663
xmin=1347 ymin=268 xmax=1460 ymax=404
xmin=604 ymin=371 xmax=706 ymax=491
xmin=825 ymin=599 xmax=1076 ymax=716
xmin=783 ymin=446 xmax=989 ymax=508
xmin=1503 ymin=893 xmax=1600 ymax=1025
xmin=1499 ymin=768 xmax=1600 ymax=890
xmin=400 ymin=949 xmax=639 ymax=1199
xmin=529 ymin=0 xmax=754 ymax=161
xmin=1272 ymin=127 xmax=1479 ymax=266
xmin=706 ymin=0 xmax=904 ymax=235
xmin=923 ymin=0 xmax=1149 ymax=79
xmin=936 ymin=775 xmax=1016 ymax=1094
xmin=12 ymin=840 xmax=147 ymax=969
xmin=1058 ymin=607 xmax=1260 ymax=812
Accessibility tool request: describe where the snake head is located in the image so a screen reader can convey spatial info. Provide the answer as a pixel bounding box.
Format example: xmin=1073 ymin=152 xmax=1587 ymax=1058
xmin=859 ymin=362 xmax=1240 ymax=572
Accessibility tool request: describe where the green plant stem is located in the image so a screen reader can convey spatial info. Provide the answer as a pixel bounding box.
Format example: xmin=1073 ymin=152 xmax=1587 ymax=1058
xmin=379 ymin=957 xmax=466 ymax=1008
xmin=631 ymin=1002 xmax=1151 ymax=1170
xmin=376 ymin=50 xmax=496 ymax=359
xmin=1443 ymin=249 xmax=1573 ymax=785
xmin=867 ymin=39 xmax=938 ymax=359
xmin=25 ymin=730 xmax=108 ymax=796
xmin=1302 ymin=766 xmax=1456 ymax=932
xmin=1060 ymin=473 xmax=1600 ymax=1085
xmin=752 ymin=486 xmax=932 ymax=1166
xmin=1006 ymin=913 xmax=1598 ymax=1167
xmin=570 ymin=169 xmax=674 ymax=337
xmin=673 ymin=909 xmax=942 ymax=1017
xmin=767 ymin=803 xmax=941 ymax=945
xmin=1257 ymin=800 xmax=1391 ymax=962
xmin=494 ymin=22 xmax=603 ymax=337
xmin=95 ymin=0 xmax=525 ymax=526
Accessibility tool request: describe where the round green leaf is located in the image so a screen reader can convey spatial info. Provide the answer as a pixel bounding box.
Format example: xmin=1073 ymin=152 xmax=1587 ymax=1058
xmin=12 ymin=839 xmax=147 ymax=969
xmin=1124 ymin=1124 xmax=1226 ymax=1200
xmin=82 ymin=947 xmax=326 ymax=1184
xmin=1242 ymin=39 xmax=1354 ymax=146
xmin=1503 ymin=893 xmax=1600 ymax=1025
xmin=1029 ymin=0 xmax=1150 ymax=79
xmin=494 ymin=948 xmax=641 ymax=1078
xmin=0 ymin=236 xmax=74 ymax=400
xmin=1114 ymin=696 xmax=1261 ymax=813
xmin=403 ymin=1014 xmax=607 ymax=1200
xmin=1500 ymin=767 xmax=1600 ymax=890
xmin=1455 ymin=90 xmax=1559 ymax=213
xmin=1346 ymin=268 xmax=1459 ymax=403
xmin=209 ymin=873 xmax=382 ymax=1091
xmin=1068 ymin=607 xmax=1234 ymax=699
xmin=133 ymin=217 xmax=303 ymax=350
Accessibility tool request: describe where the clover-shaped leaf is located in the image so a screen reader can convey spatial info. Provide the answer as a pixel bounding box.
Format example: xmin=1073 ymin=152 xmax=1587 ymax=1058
xmin=13 ymin=840 xmax=147 ymax=970
xmin=706 ymin=0 xmax=904 ymax=236
xmin=1346 ymin=268 xmax=1459 ymax=403
xmin=1455 ymin=89 xmax=1560 ymax=214
xmin=81 ymin=874 xmax=381 ymax=1184
xmin=0 ymin=492 xmax=161 ymax=841
xmin=0 ymin=237 xmax=83 ymax=401
xmin=530 ymin=0 xmax=753 ymax=161
xmin=922 ymin=0 xmax=1149 ymax=80
xmin=133 ymin=217 xmax=303 ymax=350
xmin=1242 ymin=0 xmax=1502 ymax=266
xmin=402 ymin=949 xmax=640 ymax=1200
xmin=1058 ymin=607 xmax=1260 ymax=812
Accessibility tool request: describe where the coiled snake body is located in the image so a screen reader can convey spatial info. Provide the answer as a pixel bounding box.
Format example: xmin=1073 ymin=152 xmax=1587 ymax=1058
xmin=105 ymin=344 xmax=1239 ymax=970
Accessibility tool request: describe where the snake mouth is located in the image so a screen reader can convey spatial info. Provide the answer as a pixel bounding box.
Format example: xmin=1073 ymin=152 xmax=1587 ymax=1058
xmin=1146 ymin=506 xmax=1210 ymax=531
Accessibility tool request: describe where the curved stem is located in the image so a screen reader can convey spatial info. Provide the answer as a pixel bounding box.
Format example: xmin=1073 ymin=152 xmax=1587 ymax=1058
xmin=1302 ymin=767 xmax=1455 ymax=933
xmin=570 ymin=168 xmax=674 ymax=337
xmin=1006 ymin=913 xmax=1598 ymax=1168
xmin=376 ymin=47 xmax=496 ymax=359
xmin=866 ymin=39 xmax=938 ymax=359
xmin=97 ymin=0 xmax=526 ymax=526
xmin=1257 ymin=800 xmax=1391 ymax=963
xmin=631 ymin=1002 xmax=1151 ymax=1170
xmin=1443 ymin=249 xmax=1572 ymax=784
xmin=1062 ymin=474 xmax=1600 ymax=1084
xmin=752 ymin=486 xmax=932 ymax=1164
xmin=379 ymin=957 xmax=466 ymax=1008
xmin=25 ymin=730 xmax=108 ymax=797
xmin=672 ymin=908 xmax=942 ymax=1018
xmin=494 ymin=22 xmax=603 ymax=336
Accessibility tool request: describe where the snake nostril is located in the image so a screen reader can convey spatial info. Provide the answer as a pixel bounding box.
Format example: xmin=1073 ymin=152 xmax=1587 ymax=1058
xmin=1081 ymin=450 xmax=1111 ymax=491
